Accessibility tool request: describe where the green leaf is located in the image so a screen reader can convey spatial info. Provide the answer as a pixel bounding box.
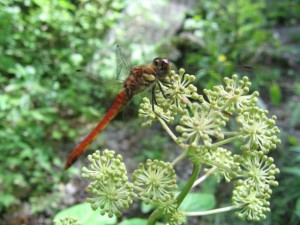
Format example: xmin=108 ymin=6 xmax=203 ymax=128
xmin=289 ymin=102 xmax=300 ymax=128
xmin=118 ymin=218 xmax=164 ymax=225
xmin=179 ymin=193 xmax=216 ymax=211
xmin=53 ymin=203 xmax=116 ymax=225
xmin=295 ymin=198 xmax=300 ymax=217
xmin=282 ymin=167 xmax=300 ymax=177
xmin=269 ymin=82 xmax=281 ymax=107
xmin=141 ymin=202 xmax=155 ymax=213
xmin=0 ymin=193 xmax=16 ymax=208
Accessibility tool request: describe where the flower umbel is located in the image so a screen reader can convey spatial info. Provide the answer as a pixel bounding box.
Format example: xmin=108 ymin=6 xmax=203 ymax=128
xmin=82 ymin=150 xmax=126 ymax=180
xmin=207 ymin=148 xmax=240 ymax=182
xmin=132 ymin=159 xmax=177 ymax=205
xmin=232 ymin=183 xmax=270 ymax=221
xmin=167 ymin=210 xmax=186 ymax=225
xmin=202 ymin=75 xmax=259 ymax=113
xmin=86 ymin=177 xmax=134 ymax=217
xmin=176 ymin=103 xmax=226 ymax=147
xmin=139 ymin=69 xmax=201 ymax=126
xmin=138 ymin=97 xmax=174 ymax=127
xmin=237 ymin=107 xmax=281 ymax=153
xmin=82 ymin=150 xmax=134 ymax=217
xmin=159 ymin=69 xmax=201 ymax=111
xmin=234 ymin=151 xmax=280 ymax=193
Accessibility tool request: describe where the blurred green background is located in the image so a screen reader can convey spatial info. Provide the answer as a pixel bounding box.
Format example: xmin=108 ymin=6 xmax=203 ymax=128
xmin=1 ymin=0 xmax=300 ymax=224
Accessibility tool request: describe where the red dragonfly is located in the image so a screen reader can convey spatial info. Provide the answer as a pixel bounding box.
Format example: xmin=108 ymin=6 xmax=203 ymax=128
xmin=64 ymin=56 xmax=172 ymax=169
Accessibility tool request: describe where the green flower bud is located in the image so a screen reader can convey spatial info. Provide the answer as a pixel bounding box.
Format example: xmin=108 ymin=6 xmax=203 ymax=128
xmin=132 ymin=160 xmax=177 ymax=205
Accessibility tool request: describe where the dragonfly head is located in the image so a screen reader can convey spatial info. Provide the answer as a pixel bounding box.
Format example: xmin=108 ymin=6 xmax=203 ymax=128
xmin=152 ymin=57 xmax=172 ymax=78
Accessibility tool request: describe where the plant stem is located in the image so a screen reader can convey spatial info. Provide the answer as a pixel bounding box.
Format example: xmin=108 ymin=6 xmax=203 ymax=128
xmin=147 ymin=164 xmax=201 ymax=225
xmin=176 ymin=164 xmax=201 ymax=206
xmin=158 ymin=117 xmax=177 ymax=142
xmin=223 ymin=131 xmax=238 ymax=136
xmin=184 ymin=204 xmax=244 ymax=216
xmin=147 ymin=208 xmax=163 ymax=225
xmin=192 ymin=166 xmax=216 ymax=188
xmin=171 ymin=151 xmax=187 ymax=166
xmin=210 ymin=136 xmax=239 ymax=148
xmin=158 ymin=117 xmax=187 ymax=149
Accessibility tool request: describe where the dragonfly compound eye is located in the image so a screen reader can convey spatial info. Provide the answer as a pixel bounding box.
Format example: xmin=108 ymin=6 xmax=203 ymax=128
xmin=153 ymin=57 xmax=171 ymax=76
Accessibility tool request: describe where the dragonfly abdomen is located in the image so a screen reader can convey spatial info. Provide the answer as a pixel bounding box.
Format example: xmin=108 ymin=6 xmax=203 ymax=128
xmin=64 ymin=91 xmax=130 ymax=169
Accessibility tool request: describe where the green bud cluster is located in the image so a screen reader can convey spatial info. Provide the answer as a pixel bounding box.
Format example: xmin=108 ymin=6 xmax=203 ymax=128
xmin=237 ymin=107 xmax=281 ymax=153
xmin=138 ymin=97 xmax=174 ymax=127
xmin=132 ymin=159 xmax=178 ymax=205
xmin=176 ymin=103 xmax=226 ymax=148
xmin=232 ymin=183 xmax=270 ymax=221
xmin=82 ymin=70 xmax=281 ymax=224
xmin=82 ymin=150 xmax=134 ymax=218
xmin=140 ymin=71 xmax=280 ymax=222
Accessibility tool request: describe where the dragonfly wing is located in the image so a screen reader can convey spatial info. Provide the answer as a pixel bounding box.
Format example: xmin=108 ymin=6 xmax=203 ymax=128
xmin=74 ymin=69 xmax=123 ymax=91
xmin=115 ymin=45 xmax=132 ymax=80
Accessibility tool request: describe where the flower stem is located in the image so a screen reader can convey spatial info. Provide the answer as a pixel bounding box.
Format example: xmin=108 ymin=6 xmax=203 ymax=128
xmin=192 ymin=166 xmax=216 ymax=188
xmin=171 ymin=151 xmax=187 ymax=166
xmin=176 ymin=164 xmax=201 ymax=206
xmin=158 ymin=117 xmax=187 ymax=150
xmin=223 ymin=131 xmax=238 ymax=136
xmin=210 ymin=136 xmax=239 ymax=148
xmin=147 ymin=209 xmax=163 ymax=225
xmin=147 ymin=164 xmax=201 ymax=225
xmin=184 ymin=204 xmax=244 ymax=216
xmin=158 ymin=117 xmax=177 ymax=141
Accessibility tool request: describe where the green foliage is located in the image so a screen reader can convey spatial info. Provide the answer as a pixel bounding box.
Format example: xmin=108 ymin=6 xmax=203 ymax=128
xmin=288 ymin=101 xmax=300 ymax=128
xmin=53 ymin=203 xmax=117 ymax=225
xmin=0 ymin=0 xmax=126 ymax=212
xmin=179 ymin=193 xmax=215 ymax=211
xmin=0 ymin=0 xmax=298 ymax=224
xmin=174 ymin=0 xmax=274 ymax=84
xmin=269 ymin=82 xmax=282 ymax=107
xmin=118 ymin=218 xmax=164 ymax=225
xmin=141 ymin=192 xmax=216 ymax=213
xmin=265 ymin=0 xmax=300 ymax=25
xmin=138 ymin=135 xmax=169 ymax=160
xmin=270 ymin=145 xmax=300 ymax=225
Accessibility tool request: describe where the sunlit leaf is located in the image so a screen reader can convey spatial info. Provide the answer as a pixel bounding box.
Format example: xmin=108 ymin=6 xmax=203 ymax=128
xmin=269 ymin=82 xmax=282 ymax=107
xmin=53 ymin=203 xmax=116 ymax=225
xmin=119 ymin=218 xmax=164 ymax=225
xmin=179 ymin=193 xmax=216 ymax=211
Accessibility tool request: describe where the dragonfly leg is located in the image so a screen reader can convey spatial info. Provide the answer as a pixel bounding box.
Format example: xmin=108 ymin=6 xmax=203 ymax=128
xmin=151 ymin=86 xmax=158 ymax=112
xmin=157 ymin=81 xmax=169 ymax=99
xmin=160 ymin=79 xmax=173 ymax=86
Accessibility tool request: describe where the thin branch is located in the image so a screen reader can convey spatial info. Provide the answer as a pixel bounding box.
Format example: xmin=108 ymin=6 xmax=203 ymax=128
xmin=192 ymin=166 xmax=217 ymax=188
xmin=184 ymin=204 xmax=244 ymax=216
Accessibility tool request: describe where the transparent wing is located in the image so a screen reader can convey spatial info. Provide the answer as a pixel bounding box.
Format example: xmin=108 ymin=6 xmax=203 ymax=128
xmin=73 ymin=69 xmax=123 ymax=93
xmin=115 ymin=45 xmax=132 ymax=80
